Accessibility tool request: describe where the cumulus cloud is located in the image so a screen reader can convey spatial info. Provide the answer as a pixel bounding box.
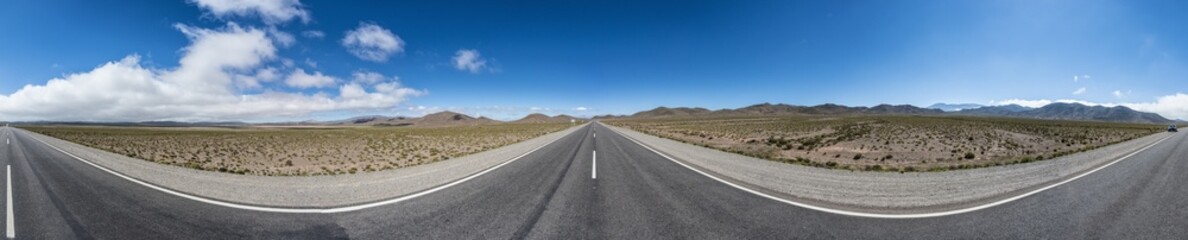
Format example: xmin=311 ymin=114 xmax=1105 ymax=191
xmin=301 ymin=30 xmax=324 ymax=39
xmin=991 ymin=93 xmax=1188 ymax=120
xmin=234 ymin=67 xmax=280 ymax=89
xmin=452 ymin=49 xmax=487 ymax=73
xmin=0 ymin=23 xmax=422 ymax=122
xmin=1125 ymin=93 xmax=1188 ymax=120
xmin=351 ymin=70 xmax=387 ymax=84
xmin=342 ymin=23 xmax=403 ymax=62
xmin=266 ymin=27 xmax=295 ymax=47
xmin=1073 ymin=87 xmax=1087 ymax=95
xmin=284 ymin=68 xmax=336 ymax=88
xmin=574 ymin=107 xmax=588 ymax=111
xmin=189 ymin=0 xmax=311 ymax=24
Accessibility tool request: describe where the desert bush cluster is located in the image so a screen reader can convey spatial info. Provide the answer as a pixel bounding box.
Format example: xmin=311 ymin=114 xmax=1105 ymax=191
xmin=24 ymin=123 xmax=569 ymax=176
xmin=605 ymin=116 xmax=1162 ymax=172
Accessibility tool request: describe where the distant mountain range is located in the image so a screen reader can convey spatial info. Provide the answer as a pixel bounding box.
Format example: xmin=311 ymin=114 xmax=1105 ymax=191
xmin=623 ymin=103 xmax=944 ymax=118
xmin=617 ymin=102 xmax=1174 ymax=124
xmin=954 ymin=103 xmax=1171 ymax=123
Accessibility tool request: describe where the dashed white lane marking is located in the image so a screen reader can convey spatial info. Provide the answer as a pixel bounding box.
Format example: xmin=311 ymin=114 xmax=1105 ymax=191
xmin=607 ymin=123 xmax=1176 ymax=219
xmin=592 ymin=151 xmax=597 ymax=179
xmin=18 ymin=125 xmax=583 ymax=214
xmin=6 ymin=165 xmax=13 ymax=239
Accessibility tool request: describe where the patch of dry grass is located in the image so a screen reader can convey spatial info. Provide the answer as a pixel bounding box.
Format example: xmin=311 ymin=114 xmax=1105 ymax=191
xmin=23 ymin=123 xmax=570 ymax=176
xmin=604 ymin=116 xmax=1162 ymax=172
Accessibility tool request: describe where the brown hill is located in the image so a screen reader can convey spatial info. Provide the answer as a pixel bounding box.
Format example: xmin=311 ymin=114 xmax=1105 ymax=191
xmin=631 ymin=107 xmax=713 ymax=118
xmin=416 ymin=111 xmax=497 ymax=126
xmin=513 ymin=113 xmax=584 ymax=123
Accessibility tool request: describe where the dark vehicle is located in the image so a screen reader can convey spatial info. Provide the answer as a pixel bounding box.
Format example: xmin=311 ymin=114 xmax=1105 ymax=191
xmin=1170 ymin=125 xmax=1179 ymax=132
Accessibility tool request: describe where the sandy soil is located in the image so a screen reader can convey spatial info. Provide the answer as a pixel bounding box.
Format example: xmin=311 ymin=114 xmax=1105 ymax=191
xmin=605 ymin=115 xmax=1162 ymax=171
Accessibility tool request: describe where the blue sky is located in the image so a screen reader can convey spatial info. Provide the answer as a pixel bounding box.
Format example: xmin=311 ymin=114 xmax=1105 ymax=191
xmin=1 ymin=0 xmax=1187 ymax=121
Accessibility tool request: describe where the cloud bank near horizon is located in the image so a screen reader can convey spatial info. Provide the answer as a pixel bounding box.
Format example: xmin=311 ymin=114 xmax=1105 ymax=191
xmin=992 ymin=93 xmax=1188 ymax=120
xmin=0 ymin=0 xmax=424 ymax=122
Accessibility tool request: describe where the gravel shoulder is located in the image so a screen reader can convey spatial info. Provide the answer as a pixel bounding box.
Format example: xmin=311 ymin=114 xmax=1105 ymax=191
xmin=14 ymin=124 xmax=585 ymax=208
xmin=604 ymin=122 xmax=1172 ymax=214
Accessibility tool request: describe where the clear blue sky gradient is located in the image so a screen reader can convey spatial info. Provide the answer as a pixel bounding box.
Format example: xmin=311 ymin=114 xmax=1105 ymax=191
xmin=1 ymin=0 xmax=1186 ymax=120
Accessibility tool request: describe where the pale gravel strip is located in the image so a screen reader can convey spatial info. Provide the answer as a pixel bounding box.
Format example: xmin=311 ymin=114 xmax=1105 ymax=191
xmin=604 ymin=123 xmax=1171 ymax=213
xmin=12 ymin=125 xmax=584 ymax=208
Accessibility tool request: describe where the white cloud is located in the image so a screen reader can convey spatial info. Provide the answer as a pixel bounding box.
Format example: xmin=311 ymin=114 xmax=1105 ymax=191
xmin=188 ymin=0 xmax=311 ymax=24
xmin=341 ymin=23 xmax=404 ymax=62
xmin=339 ymin=83 xmax=368 ymax=99
xmin=1126 ymin=93 xmax=1188 ymax=120
xmin=304 ymin=58 xmax=317 ymax=68
xmin=233 ymin=67 xmax=280 ymax=89
xmin=574 ymin=107 xmax=588 ymax=111
xmin=351 ymin=71 xmax=387 ymax=84
xmin=256 ymin=67 xmax=279 ymax=81
xmin=990 ymin=99 xmax=1054 ymax=108
xmin=266 ymin=27 xmax=295 ymax=47
xmin=284 ymin=68 xmax=336 ymax=88
xmin=991 ymin=93 xmax=1188 ymax=120
xmin=301 ymin=30 xmax=324 ymax=39
xmin=0 ymin=23 xmax=424 ymax=122
xmin=1113 ymin=90 xmax=1128 ymax=99
xmin=989 ymin=99 xmax=1104 ymax=108
xmin=1073 ymin=87 xmax=1087 ymax=95
xmin=452 ymin=49 xmax=487 ymax=73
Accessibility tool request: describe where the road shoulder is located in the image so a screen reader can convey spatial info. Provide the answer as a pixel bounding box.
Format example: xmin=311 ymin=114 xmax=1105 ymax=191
xmin=13 ymin=124 xmax=585 ymax=208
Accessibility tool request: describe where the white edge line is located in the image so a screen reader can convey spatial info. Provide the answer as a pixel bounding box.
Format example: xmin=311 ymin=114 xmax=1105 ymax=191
xmin=6 ymin=165 xmax=13 ymax=239
xmin=607 ymin=124 xmax=1174 ymax=219
xmin=18 ymin=125 xmax=580 ymax=214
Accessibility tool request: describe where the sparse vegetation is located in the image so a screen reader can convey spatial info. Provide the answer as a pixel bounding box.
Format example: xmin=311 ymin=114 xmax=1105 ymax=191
xmin=23 ymin=123 xmax=570 ymax=176
xmin=605 ymin=115 xmax=1162 ymax=172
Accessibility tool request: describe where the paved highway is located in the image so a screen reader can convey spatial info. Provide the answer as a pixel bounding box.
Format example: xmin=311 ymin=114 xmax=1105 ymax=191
xmin=0 ymin=123 xmax=1185 ymax=239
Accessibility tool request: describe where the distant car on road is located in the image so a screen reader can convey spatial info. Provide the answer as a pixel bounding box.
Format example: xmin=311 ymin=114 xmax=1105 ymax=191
xmin=1170 ymin=125 xmax=1179 ymax=132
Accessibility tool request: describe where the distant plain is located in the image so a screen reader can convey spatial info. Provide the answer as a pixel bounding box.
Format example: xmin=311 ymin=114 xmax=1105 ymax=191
xmin=605 ymin=115 xmax=1162 ymax=172
xmin=22 ymin=123 xmax=571 ymax=176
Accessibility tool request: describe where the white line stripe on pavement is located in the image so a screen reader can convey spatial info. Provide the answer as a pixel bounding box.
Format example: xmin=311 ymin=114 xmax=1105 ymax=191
xmin=608 ymin=123 xmax=1176 ymax=219
xmin=592 ymin=151 xmax=597 ymax=179
xmin=19 ymin=125 xmax=582 ymax=214
xmin=6 ymin=165 xmax=13 ymax=239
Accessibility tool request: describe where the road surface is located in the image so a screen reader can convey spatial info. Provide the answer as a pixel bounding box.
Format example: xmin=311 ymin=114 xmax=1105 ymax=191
xmin=0 ymin=123 xmax=1185 ymax=239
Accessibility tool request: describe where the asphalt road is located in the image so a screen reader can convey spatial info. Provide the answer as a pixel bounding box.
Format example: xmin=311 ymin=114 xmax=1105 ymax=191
xmin=0 ymin=123 xmax=1186 ymax=239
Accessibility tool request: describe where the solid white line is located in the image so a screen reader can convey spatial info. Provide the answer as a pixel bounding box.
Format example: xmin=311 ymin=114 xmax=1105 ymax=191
xmin=608 ymin=124 xmax=1175 ymax=219
xmin=18 ymin=125 xmax=581 ymax=214
xmin=6 ymin=165 xmax=13 ymax=239
xmin=592 ymin=151 xmax=597 ymax=179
